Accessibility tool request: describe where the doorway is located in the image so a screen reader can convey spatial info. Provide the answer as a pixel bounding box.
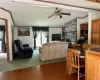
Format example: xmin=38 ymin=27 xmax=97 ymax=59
xmin=0 ymin=18 xmax=9 ymax=63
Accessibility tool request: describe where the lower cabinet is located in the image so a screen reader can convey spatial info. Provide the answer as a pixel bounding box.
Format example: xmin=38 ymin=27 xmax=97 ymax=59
xmin=86 ymin=50 xmax=100 ymax=80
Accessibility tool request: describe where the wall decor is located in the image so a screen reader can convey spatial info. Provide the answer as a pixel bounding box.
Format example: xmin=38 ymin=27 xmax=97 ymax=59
xmin=18 ymin=28 xmax=30 ymax=36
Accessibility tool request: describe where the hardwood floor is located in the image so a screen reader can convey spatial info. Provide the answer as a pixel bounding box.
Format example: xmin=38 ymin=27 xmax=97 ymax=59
xmin=0 ymin=61 xmax=78 ymax=80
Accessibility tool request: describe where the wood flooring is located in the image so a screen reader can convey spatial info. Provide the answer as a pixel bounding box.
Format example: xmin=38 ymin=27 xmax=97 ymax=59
xmin=0 ymin=61 xmax=79 ymax=80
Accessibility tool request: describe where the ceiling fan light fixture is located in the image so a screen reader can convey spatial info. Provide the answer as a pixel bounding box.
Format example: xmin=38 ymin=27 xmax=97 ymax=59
xmin=48 ymin=7 xmax=71 ymax=18
xmin=60 ymin=15 xmax=62 ymax=18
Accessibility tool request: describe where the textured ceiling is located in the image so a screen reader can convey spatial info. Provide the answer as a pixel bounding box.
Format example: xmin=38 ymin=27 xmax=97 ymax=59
xmin=38 ymin=0 xmax=100 ymax=10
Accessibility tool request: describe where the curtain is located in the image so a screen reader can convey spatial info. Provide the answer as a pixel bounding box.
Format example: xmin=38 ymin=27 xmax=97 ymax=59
xmin=33 ymin=31 xmax=39 ymax=49
xmin=0 ymin=26 xmax=6 ymax=52
xmin=40 ymin=27 xmax=49 ymax=43
xmin=36 ymin=31 xmax=40 ymax=47
xmin=32 ymin=27 xmax=49 ymax=49
xmin=42 ymin=31 xmax=49 ymax=43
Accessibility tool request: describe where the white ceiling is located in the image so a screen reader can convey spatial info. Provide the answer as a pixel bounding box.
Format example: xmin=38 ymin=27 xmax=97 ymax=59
xmin=0 ymin=0 xmax=95 ymax=27
xmin=38 ymin=0 xmax=100 ymax=10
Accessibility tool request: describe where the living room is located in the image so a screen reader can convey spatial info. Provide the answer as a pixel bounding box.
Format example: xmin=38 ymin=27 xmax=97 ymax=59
xmin=1 ymin=0 xmax=100 ymax=80
xmin=13 ymin=6 xmax=88 ymax=61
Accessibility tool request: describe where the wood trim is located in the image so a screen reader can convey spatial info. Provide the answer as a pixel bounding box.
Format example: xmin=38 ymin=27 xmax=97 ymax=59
xmin=11 ymin=26 xmax=14 ymax=41
xmin=97 ymin=0 xmax=100 ymax=2
xmin=77 ymin=15 xmax=88 ymax=19
xmin=34 ymin=0 xmax=100 ymax=11
xmin=0 ymin=7 xmax=15 ymax=26
xmin=0 ymin=18 xmax=10 ymax=62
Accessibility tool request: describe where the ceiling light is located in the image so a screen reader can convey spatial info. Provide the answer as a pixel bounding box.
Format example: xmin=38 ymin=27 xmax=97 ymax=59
xmin=60 ymin=15 xmax=62 ymax=18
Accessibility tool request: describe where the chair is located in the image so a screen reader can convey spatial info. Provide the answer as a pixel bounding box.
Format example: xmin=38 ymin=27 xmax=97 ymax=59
xmin=14 ymin=39 xmax=33 ymax=53
xmin=66 ymin=49 xmax=85 ymax=80
xmin=77 ymin=37 xmax=86 ymax=45
xmin=72 ymin=44 xmax=81 ymax=49
xmin=13 ymin=39 xmax=33 ymax=58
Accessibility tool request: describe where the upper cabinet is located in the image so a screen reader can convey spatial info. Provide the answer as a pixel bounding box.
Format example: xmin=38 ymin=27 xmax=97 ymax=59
xmin=92 ymin=20 xmax=100 ymax=33
xmin=91 ymin=19 xmax=100 ymax=45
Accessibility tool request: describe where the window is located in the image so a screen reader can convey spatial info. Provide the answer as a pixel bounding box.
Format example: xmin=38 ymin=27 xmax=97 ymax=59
xmin=36 ymin=31 xmax=47 ymax=48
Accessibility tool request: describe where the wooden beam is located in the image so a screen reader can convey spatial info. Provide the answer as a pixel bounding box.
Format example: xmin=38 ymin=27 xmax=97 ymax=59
xmin=0 ymin=7 xmax=15 ymax=26
xmin=34 ymin=0 xmax=100 ymax=11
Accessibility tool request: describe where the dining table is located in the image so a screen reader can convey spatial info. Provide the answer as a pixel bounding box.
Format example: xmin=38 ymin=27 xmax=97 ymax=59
xmin=66 ymin=44 xmax=100 ymax=76
xmin=71 ymin=44 xmax=100 ymax=58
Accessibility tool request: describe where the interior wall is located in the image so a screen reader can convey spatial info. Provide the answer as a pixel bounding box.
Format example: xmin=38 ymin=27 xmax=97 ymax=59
xmin=14 ymin=27 xmax=34 ymax=49
xmin=14 ymin=27 xmax=62 ymax=48
xmin=49 ymin=28 xmax=62 ymax=42
xmin=91 ymin=11 xmax=100 ymax=20
xmin=0 ymin=9 xmax=13 ymax=61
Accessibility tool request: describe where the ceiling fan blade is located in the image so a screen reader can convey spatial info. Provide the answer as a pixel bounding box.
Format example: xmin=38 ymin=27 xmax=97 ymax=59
xmin=48 ymin=14 xmax=55 ymax=18
xmin=61 ymin=13 xmax=71 ymax=15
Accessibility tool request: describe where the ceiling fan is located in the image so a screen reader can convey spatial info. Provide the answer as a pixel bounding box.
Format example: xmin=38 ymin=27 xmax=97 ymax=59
xmin=48 ymin=7 xmax=71 ymax=18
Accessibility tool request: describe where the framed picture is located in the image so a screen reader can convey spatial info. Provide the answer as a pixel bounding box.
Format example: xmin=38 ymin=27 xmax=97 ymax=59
xmin=18 ymin=28 xmax=30 ymax=36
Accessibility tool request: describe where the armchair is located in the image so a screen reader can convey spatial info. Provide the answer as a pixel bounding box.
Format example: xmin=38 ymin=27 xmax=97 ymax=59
xmin=13 ymin=39 xmax=33 ymax=58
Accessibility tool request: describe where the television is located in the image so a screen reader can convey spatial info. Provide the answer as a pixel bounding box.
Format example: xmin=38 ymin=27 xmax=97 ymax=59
xmin=52 ymin=34 xmax=61 ymax=41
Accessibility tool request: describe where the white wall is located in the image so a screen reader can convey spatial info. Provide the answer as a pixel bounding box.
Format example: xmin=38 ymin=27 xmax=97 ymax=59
xmin=0 ymin=9 xmax=13 ymax=61
xmin=49 ymin=28 xmax=62 ymax=42
xmin=14 ymin=27 xmax=34 ymax=49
